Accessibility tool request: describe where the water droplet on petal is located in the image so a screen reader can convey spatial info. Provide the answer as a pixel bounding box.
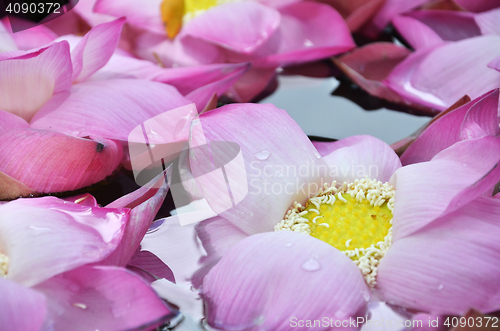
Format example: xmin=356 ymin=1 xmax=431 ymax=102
xmin=254 ymin=150 xmax=270 ymax=160
xmin=438 ymin=284 xmax=443 ymax=290
xmin=286 ymin=243 xmax=293 ymax=247
xmin=275 ymin=170 xmax=284 ymax=178
xmin=463 ymin=163 xmax=468 ymax=167
xmin=301 ymin=259 xmax=321 ymax=271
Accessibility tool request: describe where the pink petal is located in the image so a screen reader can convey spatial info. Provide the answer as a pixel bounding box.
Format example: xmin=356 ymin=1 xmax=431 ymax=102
xmin=333 ymin=43 xmax=435 ymax=112
xmin=71 ymin=18 xmax=126 ymax=82
xmin=454 ymin=0 xmax=500 ymax=12
xmin=33 ymin=266 xmax=176 ymax=330
xmin=190 ymin=103 xmax=328 ymax=235
xmin=88 ymin=52 xmax=163 ymax=81
xmin=154 ymin=62 xmax=250 ymax=95
xmin=489 ymin=55 xmax=500 ymax=71
xmin=203 ymin=231 xmax=369 ymax=330
xmin=321 ymin=135 xmax=402 ymax=183
xmin=94 ymin=0 xmax=164 ymax=34
xmin=370 ymin=0 xmax=431 ymax=32
xmin=0 ymin=109 xmax=29 ymax=136
xmin=385 ymin=35 xmax=500 ymax=110
xmin=141 ymin=215 xmax=208 ymax=285
xmin=378 ymin=196 xmax=500 ymax=314
xmin=30 ymin=79 xmax=191 ymax=141
xmin=97 ymin=176 xmax=169 ymax=266
xmin=0 ymin=197 xmax=129 ymax=286
xmin=192 ymin=216 xmax=248 ymax=287
xmin=475 ymin=7 xmax=500 ymax=35
xmin=0 ymin=129 xmax=122 ymax=193
xmin=72 ymin=0 xmax=117 ymax=27
xmin=183 ymin=2 xmax=280 ymax=54
xmin=0 ymin=278 xmax=47 ymax=331
xmin=7 ymin=19 xmax=57 ymax=50
xmin=0 ymin=41 xmax=72 ymax=121
xmin=391 ymin=136 xmax=500 ymax=240
xmin=394 ymin=11 xmax=481 ymax=50
xmin=128 ymin=249 xmax=175 ymax=282
xmin=401 ymin=89 xmax=500 ymax=165
xmin=254 ymin=2 xmax=355 ymax=67
xmin=228 ymin=66 xmax=278 ymax=102
xmin=344 ymin=0 xmax=386 ymax=32
xmin=392 ymin=15 xmax=447 ymax=50
xmin=0 ymin=20 xmax=18 ymax=52
xmin=134 ymin=31 xmax=225 ymax=67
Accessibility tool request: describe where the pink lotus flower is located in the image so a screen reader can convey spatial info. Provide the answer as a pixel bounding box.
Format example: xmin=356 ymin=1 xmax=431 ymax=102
xmin=0 ymin=175 xmax=175 ymax=330
xmin=0 ymin=18 xmax=247 ymax=199
xmin=90 ymin=0 xmax=356 ymax=101
xmin=365 ymin=0 xmax=500 ymax=36
xmin=176 ymin=103 xmax=500 ymax=329
xmin=335 ymin=6 xmax=500 ymax=112
xmin=401 ymin=89 xmax=500 ymax=165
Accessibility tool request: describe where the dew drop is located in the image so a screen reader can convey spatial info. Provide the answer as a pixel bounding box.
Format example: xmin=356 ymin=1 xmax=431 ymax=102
xmin=286 ymin=243 xmax=293 ymax=247
xmin=275 ymin=170 xmax=284 ymax=178
xmin=254 ymin=150 xmax=271 ymax=160
xmin=463 ymin=163 xmax=468 ymax=167
xmin=301 ymin=259 xmax=321 ymax=271
xmin=438 ymin=284 xmax=443 ymax=290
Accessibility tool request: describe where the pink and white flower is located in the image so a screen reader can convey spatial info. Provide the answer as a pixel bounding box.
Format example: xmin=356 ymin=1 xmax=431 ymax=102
xmin=0 ymin=18 xmax=247 ymax=198
xmin=174 ymin=102 xmax=500 ymax=329
xmin=91 ymin=0 xmax=356 ymax=101
xmin=0 ymin=175 xmax=174 ymax=330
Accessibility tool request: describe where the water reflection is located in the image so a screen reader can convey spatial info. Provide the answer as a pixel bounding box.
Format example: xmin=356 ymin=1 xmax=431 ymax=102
xmin=260 ymin=75 xmax=431 ymax=145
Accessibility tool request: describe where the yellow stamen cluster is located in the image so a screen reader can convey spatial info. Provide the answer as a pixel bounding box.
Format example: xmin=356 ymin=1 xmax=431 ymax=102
xmin=160 ymin=0 xmax=238 ymax=38
xmin=275 ymin=177 xmax=395 ymax=287
xmin=0 ymin=252 xmax=9 ymax=277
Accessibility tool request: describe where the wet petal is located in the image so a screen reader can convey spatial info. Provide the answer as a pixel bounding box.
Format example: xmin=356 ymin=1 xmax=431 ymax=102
xmin=401 ymin=89 xmax=500 ymax=165
xmin=254 ymin=2 xmax=355 ymax=67
xmin=98 ymin=175 xmax=169 ymax=266
xmin=190 ymin=103 xmax=327 ymax=235
xmin=33 ymin=266 xmax=176 ymax=330
xmin=0 ymin=129 xmax=122 ymax=193
xmin=385 ymin=35 xmax=500 ymax=110
xmin=391 ymin=136 xmax=500 ymax=240
xmin=334 ymin=42 xmax=419 ymax=108
xmin=378 ymin=197 xmax=500 ymax=314
xmin=0 ymin=197 xmax=129 ymax=286
xmin=322 ymin=135 xmax=402 ymax=183
xmin=183 ymin=2 xmax=280 ymax=54
xmin=203 ymin=231 xmax=369 ymax=330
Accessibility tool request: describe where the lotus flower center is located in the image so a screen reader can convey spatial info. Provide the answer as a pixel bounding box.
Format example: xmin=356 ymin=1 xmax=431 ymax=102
xmin=275 ymin=177 xmax=395 ymax=287
xmin=0 ymin=252 xmax=8 ymax=277
xmin=160 ymin=0 xmax=237 ymax=38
